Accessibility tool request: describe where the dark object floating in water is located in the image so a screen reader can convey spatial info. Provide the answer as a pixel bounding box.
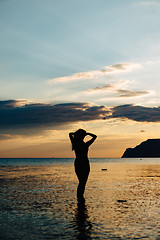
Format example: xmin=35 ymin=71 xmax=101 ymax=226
xmin=117 ymin=200 xmax=127 ymax=203
xmin=122 ymin=139 xmax=160 ymax=158
xmin=101 ymin=169 xmax=107 ymax=171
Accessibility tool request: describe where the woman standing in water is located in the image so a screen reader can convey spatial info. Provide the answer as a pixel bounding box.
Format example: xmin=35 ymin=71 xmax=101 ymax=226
xmin=69 ymin=129 xmax=97 ymax=201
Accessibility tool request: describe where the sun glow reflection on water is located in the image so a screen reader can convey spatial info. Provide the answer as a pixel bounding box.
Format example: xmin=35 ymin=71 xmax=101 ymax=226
xmin=0 ymin=160 xmax=160 ymax=239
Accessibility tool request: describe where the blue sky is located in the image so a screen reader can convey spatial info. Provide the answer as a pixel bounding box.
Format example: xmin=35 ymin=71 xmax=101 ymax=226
xmin=1 ymin=0 xmax=160 ymax=157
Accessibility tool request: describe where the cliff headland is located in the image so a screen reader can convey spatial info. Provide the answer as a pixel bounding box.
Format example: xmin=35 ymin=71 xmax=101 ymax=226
xmin=122 ymin=139 xmax=160 ymax=158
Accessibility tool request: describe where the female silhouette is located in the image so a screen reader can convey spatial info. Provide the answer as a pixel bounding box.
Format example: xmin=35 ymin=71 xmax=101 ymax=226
xmin=69 ymin=129 xmax=97 ymax=201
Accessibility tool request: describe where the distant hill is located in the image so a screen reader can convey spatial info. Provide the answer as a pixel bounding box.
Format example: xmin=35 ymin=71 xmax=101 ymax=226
xmin=122 ymin=139 xmax=160 ymax=158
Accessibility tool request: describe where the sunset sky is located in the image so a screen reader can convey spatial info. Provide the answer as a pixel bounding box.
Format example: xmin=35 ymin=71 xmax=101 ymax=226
xmin=1 ymin=0 xmax=160 ymax=158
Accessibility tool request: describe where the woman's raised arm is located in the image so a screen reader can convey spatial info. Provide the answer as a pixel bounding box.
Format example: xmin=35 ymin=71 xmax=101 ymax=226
xmin=85 ymin=132 xmax=97 ymax=147
xmin=69 ymin=132 xmax=74 ymax=144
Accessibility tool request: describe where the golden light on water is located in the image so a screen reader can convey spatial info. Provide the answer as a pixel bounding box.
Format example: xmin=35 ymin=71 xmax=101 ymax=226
xmin=1 ymin=161 xmax=160 ymax=239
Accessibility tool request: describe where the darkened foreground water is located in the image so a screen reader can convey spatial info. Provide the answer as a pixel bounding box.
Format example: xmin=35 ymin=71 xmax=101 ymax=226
xmin=0 ymin=158 xmax=160 ymax=239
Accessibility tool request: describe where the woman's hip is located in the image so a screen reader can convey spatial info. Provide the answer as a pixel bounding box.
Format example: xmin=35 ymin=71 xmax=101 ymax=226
xmin=74 ymin=163 xmax=90 ymax=175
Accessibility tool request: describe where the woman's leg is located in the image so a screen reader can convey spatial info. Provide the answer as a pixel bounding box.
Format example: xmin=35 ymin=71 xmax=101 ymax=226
xmin=77 ymin=175 xmax=88 ymax=198
xmin=75 ymin=166 xmax=90 ymax=199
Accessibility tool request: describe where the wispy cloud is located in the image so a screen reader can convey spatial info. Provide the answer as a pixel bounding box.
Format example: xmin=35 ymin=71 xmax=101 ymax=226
xmin=140 ymin=130 xmax=146 ymax=133
xmin=86 ymin=80 xmax=129 ymax=92
xmin=87 ymin=83 xmax=114 ymax=92
xmin=117 ymin=89 xmax=150 ymax=98
xmin=48 ymin=63 xmax=141 ymax=84
xmin=0 ymin=134 xmax=16 ymax=141
xmin=137 ymin=0 xmax=158 ymax=6
xmin=86 ymin=80 xmax=150 ymax=98
xmin=106 ymin=63 xmax=140 ymax=72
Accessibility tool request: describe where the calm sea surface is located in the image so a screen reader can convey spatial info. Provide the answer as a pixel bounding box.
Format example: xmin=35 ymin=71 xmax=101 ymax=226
xmin=0 ymin=158 xmax=160 ymax=239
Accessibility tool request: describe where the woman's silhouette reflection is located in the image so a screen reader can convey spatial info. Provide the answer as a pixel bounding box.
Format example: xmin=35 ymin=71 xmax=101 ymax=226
xmin=69 ymin=129 xmax=97 ymax=201
xmin=74 ymin=200 xmax=92 ymax=239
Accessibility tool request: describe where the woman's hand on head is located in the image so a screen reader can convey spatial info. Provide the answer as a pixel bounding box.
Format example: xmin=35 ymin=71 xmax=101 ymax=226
xmin=86 ymin=132 xmax=92 ymax=136
xmin=69 ymin=132 xmax=74 ymax=136
xmin=86 ymin=132 xmax=97 ymax=138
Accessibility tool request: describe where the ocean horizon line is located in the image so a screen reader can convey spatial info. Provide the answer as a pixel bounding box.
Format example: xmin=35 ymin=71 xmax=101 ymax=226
xmin=0 ymin=157 xmax=120 ymax=159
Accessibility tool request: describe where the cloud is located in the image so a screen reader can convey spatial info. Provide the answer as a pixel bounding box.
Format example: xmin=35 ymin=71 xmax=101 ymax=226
xmin=0 ymin=99 xmax=28 ymax=108
xmin=1 ymin=100 xmax=160 ymax=139
xmin=0 ymin=134 xmax=16 ymax=141
xmin=86 ymin=80 xmax=129 ymax=92
xmin=137 ymin=1 xmax=158 ymax=6
xmin=112 ymin=104 xmax=160 ymax=122
xmin=87 ymin=83 xmax=114 ymax=92
xmin=48 ymin=62 xmax=140 ymax=83
xmin=106 ymin=63 xmax=140 ymax=72
xmin=140 ymin=130 xmax=146 ymax=132
xmin=0 ymin=100 xmax=110 ymax=132
xmin=86 ymin=80 xmax=150 ymax=98
xmin=117 ymin=89 xmax=150 ymax=97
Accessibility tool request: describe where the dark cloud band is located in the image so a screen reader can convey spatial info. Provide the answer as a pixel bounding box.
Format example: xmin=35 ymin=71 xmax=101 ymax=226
xmin=112 ymin=104 xmax=160 ymax=122
xmin=0 ymin=100 xmax=160 ymax=135
xmin=0 ymin=100 xmax=109 ymax=129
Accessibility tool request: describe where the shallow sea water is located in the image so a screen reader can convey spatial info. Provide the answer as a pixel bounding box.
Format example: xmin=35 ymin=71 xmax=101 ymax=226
xmin=0 ymin=158 xmax=160 ymax=239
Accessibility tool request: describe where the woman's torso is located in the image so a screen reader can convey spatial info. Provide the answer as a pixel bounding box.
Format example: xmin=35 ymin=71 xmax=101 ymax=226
xmin=74 ymin=142 xmax=89 ymax=166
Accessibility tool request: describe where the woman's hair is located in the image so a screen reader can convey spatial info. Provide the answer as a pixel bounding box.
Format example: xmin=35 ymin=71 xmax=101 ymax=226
xmin=72 ymin=129 xmax=86 ymax=150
